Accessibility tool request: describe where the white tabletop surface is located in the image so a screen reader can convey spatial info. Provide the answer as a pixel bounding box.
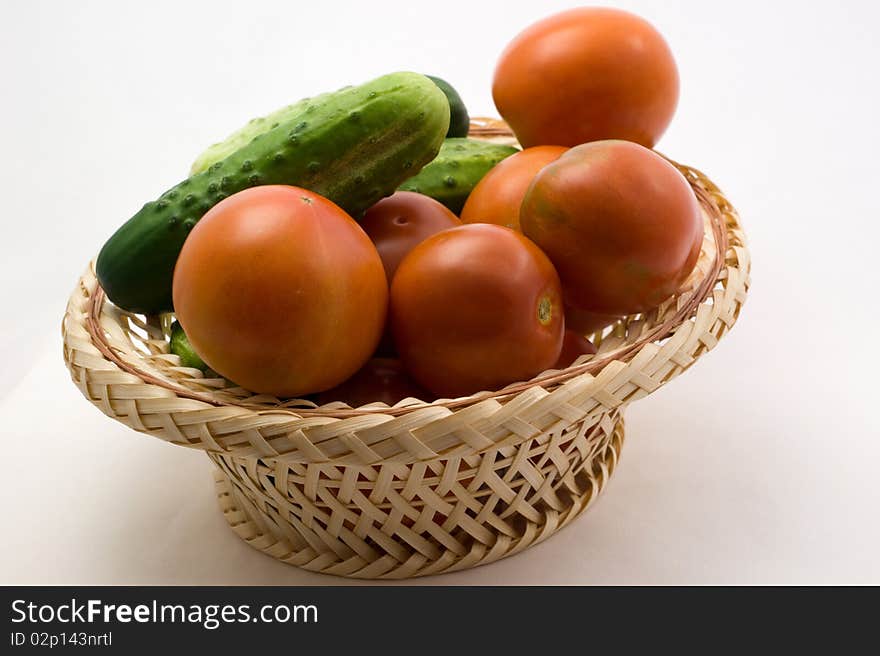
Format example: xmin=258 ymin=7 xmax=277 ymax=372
xmin=2 ymin=0 xmax=878 ymax=585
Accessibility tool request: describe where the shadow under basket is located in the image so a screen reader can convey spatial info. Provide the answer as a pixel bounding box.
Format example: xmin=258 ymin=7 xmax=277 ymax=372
xmin=62 ymin=119 xmax=750 ymax=579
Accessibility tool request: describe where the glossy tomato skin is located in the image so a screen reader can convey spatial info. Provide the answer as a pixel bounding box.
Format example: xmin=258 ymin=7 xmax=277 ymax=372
xmin=172 ymin=185 xmax=387 ymax=397
xmin=521 ymin=140 xmax=703 ymax=316
xmin=493 ymin=7 xmax=679 ymax=148
xmin=390 ymin=224 xmax=564 ymax=398
xmin=554 ymin=330 xmax=598 ymax=369
xmin=460 ymin=146 xmax=567 ymax=231
xmin=315 ymin=358 xmax=429 ymax=408
xmin=360 ymin=191 xmax=461 ymax=282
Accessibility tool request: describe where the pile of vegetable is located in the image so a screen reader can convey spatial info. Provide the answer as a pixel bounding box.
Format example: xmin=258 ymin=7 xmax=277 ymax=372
xmin=95 ymin=7 xmax=703 ymax=405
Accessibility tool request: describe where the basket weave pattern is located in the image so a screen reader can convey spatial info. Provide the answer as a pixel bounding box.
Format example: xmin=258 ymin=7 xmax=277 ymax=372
xmin=211 ymin=413 xmax=623 ymax=577
xmin=62 ymin=120 xmax=749 ymax=578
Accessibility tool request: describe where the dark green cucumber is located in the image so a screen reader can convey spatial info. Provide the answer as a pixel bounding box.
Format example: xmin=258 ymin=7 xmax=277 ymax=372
xmin=426 ymin=75 xmax=470 ymax=138
xmin=398 ymin=138 xmax=519 ymax=214
xmin=97 ymin=71 xmax=449 ymax=313
xmin=169 ymin=321 xmax=208 ymax=371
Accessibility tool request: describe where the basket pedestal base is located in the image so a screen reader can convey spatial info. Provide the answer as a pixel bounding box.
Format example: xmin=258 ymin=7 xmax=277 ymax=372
xmin=211 ymin=412 xmax=625 ymax=579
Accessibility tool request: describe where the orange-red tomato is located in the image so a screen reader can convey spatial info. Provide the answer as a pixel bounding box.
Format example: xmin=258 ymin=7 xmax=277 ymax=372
xmin=315 ymin=358 xmax=429 ymax=408
xmin=565 ymin=306 xmax=621 ymax=335
xmin=554 ymin=330 xmax=598 ymax=369
xmin=460 ymin=146 xmax=567 ymax=231
xmin=172 ymin=185 xmax=387 ymax=397
xmin=493 ymin=7 xmax=679 ymax=148
xmin=360 ymin=191 xmax=461 ymax=282
xmin=521 ymin=140 xmax=703 ymax=316
xmin=390 ymin=224 xmax=564 ymax=398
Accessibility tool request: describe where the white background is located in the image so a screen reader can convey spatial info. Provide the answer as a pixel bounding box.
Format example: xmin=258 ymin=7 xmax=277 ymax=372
xmin=1 ymin=0 xmax=878 ymax=584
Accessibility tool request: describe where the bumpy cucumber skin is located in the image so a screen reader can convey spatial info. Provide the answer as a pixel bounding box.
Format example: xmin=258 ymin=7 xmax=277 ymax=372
xmin=170 ymin=321 xmax=208 ymax=371
xmin=192 ymin=77 xmax=464 ymax=167
xmin=190 ymin=90 xmax=335 ymax=175
xmin=97 ymin=72 xmax=450 ymax=314
xmin=398 ymin=138 xmax=519 ymax=214
xmin=426 ymin=76 xmax=469 ymax=138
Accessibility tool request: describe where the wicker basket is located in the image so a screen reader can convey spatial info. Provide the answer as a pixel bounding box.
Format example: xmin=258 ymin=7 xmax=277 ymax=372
xmin=62 ymin=119 xmax=750 ymax=579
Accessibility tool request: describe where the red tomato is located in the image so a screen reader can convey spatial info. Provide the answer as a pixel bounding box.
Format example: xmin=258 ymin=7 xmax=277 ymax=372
xmin=315 ymin=358 xmax=429 ymax=407
xmin=360 ymin=191 xmax=461 ymax=357
xmin=172 ymin=186 xmax=387 ymax=397
xmin=565 ymin=306 xmax=621 ymax=335
xmin=390 ymin=224 xmax=564 ymax=398
xmin=460 ymin=146 xmax=567 ymax=231
xmin=360 ymin=191 xmax=461 ymax=282
xmin=493 ymin=7 xmax=679 ymax=148
xmin=554 ymin=330 xmax=598 ymax=369
xmin=521 ymin=140 xmax=703 ymax=316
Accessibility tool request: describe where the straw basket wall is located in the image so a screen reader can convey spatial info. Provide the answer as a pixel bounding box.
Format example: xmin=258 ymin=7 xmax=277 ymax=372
xmin=62 ymin=119 xmax=750 ymax=579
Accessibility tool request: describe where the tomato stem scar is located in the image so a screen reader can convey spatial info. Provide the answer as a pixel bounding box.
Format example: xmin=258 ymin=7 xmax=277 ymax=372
xmin=537 ymin=295 xmax=553 ymax=325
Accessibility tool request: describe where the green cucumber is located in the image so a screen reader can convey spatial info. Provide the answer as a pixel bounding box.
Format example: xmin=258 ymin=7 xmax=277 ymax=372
xmin=97 ymin=71 xmax=450 ymax=314
xmin=190 ymin=91 xmax=334 ymax=175
xmin=398 ymin=138 xmax=519 ymax=214
xmin=426 ymin=75 xmax=469 ymax=138
xmin=169 ymin=321 xmax=208 ymax=371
